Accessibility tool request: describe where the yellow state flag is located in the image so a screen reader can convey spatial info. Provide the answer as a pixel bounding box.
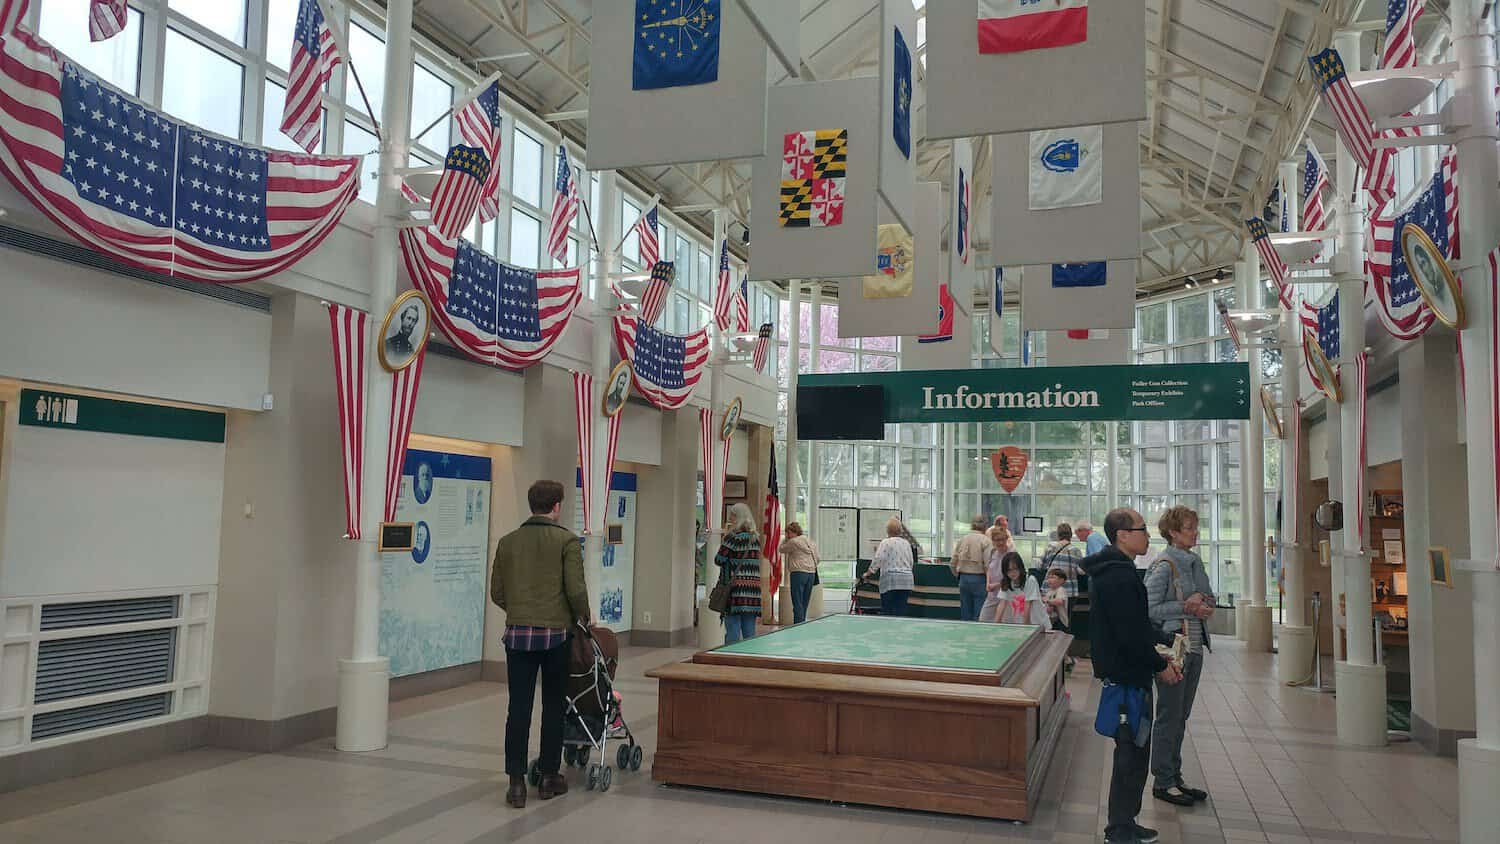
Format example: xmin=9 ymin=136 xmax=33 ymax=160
xmin=863 ymin=224 xmax=914 ymax=299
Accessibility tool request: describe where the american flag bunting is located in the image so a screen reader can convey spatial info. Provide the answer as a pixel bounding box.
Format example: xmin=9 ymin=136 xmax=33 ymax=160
xmin=699 ymin=407 xmax=719 ymax=535
xmin=281 ymin=0 xmax=342 ymax=154
xmin=752 ymin=323 xmax=773 ymax=373
xmin=1368 ymin=147 xmax=1456 ymax=339
xmin=638 ymin=260 xmax=674 ymax=327
xmin=327 ymin=303 xmax=368 ymax=539
xmin=384 ymin=348 xmax=426 ymax=522
xmin=612 ymin=285 xmax=710 ymax=410
xmin=713 ymin=238 xmax=734 ymax=331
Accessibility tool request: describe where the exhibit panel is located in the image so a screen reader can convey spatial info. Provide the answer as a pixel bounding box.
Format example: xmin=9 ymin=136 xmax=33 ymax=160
xmin=574 ymin=470 xmax=639 ymax=633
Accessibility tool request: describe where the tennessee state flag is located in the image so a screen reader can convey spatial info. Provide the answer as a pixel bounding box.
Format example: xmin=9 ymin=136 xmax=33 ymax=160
xmin=978 ymin=0 xmax=1089 ymax=54
xmin=917 ymin=284 xmax=955 ymax=344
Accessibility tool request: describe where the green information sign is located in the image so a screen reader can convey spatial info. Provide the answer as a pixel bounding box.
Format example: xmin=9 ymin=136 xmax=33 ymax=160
xmin=20 ymin=389 xmax=226 ymax=443
xmin=799 ymin=363 xmax=1251 ymax=423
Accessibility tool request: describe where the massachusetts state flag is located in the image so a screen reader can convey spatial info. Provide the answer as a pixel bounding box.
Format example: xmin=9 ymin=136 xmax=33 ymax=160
xmin=1052 ymin=262 xmax=1106 ymax=288
xmin=978 ymin=0 xmax=1089 ymax=54
xmin=428 ymin=144 xmax=490 ymax=240
xmin=632 ymin=0 xmax=720 ymax=90
xmin=1029 ymin=125 xmax=1102 ymax=211
xmin=918 ymin=283 xmax=955 ymax=344
xmin=892 ymin=26 xmax=912 ymax=160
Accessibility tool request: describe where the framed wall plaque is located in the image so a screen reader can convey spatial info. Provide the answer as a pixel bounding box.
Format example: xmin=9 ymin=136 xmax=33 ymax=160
xmin=603 ymin=359 xmax=633 ymax=418
xmin=378 ymin=522 xmax=415 ymax=552
xmin=1428 ymin=546 xmax=1453 ymax=587
xmin=1261 ymin=386 xmax=1283 ymax=439
xmin=1400 ymin=223 xmax=1465 ymax=329
xmin=1303 ymin=331 xmax=1341 ymax=403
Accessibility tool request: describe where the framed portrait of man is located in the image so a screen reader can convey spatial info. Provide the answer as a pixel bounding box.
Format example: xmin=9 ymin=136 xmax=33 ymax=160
xmin=1401 ymin=223 xmax=1465 ymax=329
xmin=720 ymin=396 xmax=743 ymax=441
xmin=602 ymin=360 xmax=633 ymax=418
xmin=1260 ymin=386 xmax=1283 ymax=439
xmin=1302 ymin=331 xmax=1341 ymax=403
xmin=378 ymin=290 xmax=433 ymax=373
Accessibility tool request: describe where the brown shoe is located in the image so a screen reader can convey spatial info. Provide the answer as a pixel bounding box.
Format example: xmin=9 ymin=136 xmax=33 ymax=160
xmin=538 ymin=774 xmax=568 ymax=800
xmin=505 ymin=776 xmax=527 ymax=808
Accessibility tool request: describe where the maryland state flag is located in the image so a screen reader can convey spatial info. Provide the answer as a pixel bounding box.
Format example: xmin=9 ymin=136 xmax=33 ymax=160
xmin=780 ymin=129 xmax=847 ymax=228
xmin=990 ymin=446 xmax=1029 ymax=494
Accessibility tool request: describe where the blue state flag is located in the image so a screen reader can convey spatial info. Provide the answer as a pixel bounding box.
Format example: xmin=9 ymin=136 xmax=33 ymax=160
xmin=632 ymin=0 xmax=721 ymax=91
xmin=892 ymin=26 xmax=912 ymax=160
xmin=1052 ymin=262 xmax=1107 ymax=288
xmin=993 ymin=267 xmax=1004 ymax=318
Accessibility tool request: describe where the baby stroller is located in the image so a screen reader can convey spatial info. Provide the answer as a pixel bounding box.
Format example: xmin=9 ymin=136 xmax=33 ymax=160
xmin=527 ymin=621 xmax=642 ymax=793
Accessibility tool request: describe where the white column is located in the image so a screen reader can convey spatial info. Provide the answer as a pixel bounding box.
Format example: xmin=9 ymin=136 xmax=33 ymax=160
xmin=1452 ymin=2 xmax=1500 ymax=839
xmin=336 ymin=0 xmax=415 ymax=752
xmin=1241 ymin=243 xmax=1271 ymax=652
xmin=1105 ymin=421 xmax=1120 ymax=510
xmin=786 ymin=281 xmax=802 ymax=523
xmin=582 ymin=174 xmax=620 ymax=617
xmin=807 ymin=291 xmax=821 ymax=523
xmin=942 ymin=423 xmax=955 ymax=553
xmin=1276 ymin=149 xmax=1314 ymax=674
xmin=1330 ymin=27 xmax=1386 ymax=747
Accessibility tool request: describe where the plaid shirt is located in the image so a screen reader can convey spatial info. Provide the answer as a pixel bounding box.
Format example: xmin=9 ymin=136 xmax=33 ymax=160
xmin=503 ymin=625 xmax=568 ymax=652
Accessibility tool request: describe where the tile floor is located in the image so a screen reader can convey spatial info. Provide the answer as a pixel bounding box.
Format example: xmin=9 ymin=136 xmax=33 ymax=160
xmin=0 ymin=638 xmax=1459 ymax=843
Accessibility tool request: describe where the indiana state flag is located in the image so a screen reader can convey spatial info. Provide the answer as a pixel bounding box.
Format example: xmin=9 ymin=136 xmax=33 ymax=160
xmin=893 ymin=26 xmax=912 ymax=160
xmin=1029 ymin=124 xmax=1103 ymax=210
xmin=633 ymin=0 xmax=721 ymax=90
xmin=1052 ymin=262 xmax=1107 ymax=288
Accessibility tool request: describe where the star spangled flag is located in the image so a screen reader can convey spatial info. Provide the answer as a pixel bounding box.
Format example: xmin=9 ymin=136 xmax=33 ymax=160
xmin=1029 ymin=124 xmax=1102 ymax=210
xmin=455 ymin=79 xmax=503 ymax=223
xmin=633 ymin=204 xmax=660 ymax=267
xmin=752 ymin=322 xmax=772 ymax=373
xmin=918 ymin=283 xmax=955 ymax=344
xmin=1246 ymin=218 xmax=1292 ymax=308
xmin=612 ymin=289 xmax=710 ymax=410
xmin=281 ymin=0 xmax=342 ymax=154
xmin=1381 ymin=0 xmax=1424 ymax=72
xmin=89 ymin=0 xmax=127 ymax=41
xmin=1308 ymin=48 xmax=1394 ymax=207
xmin=978 ymin=0 xmax=1088 ymax=54
xmin=327 ymin=303 xmax=368 ymax=539
xmin=632 ymin=0 xmax=720 ymax=91
xmin=1051 ymin=262 xmax=1106 ymax=288
xmin=957 ymin=166 xmax=970 ymax=264
xmin=638 ymin=260 xmax=674 ymax=326
xmin=428 ymin=144 xmax=489 ymax=240
xmin=1368 ymin=146 xmax=1458 ymax=284
xmin=0 ymin=28 xmax=362 ymax=283
xmin=1317 ymin=291 xmax=1341 ymax=362
xmin=712 ymin=238 xmax=734 ymax=330
xmin=1368 ymin=150 xmax=1455 ymax=339
xmin=546 ymin=146 xmax=577 ymax=264
xmin=1 ymin=0 xmax=28 ymax=36
xmin=892 ymin=26 xmax=912 ymax=160
xmin=762 ymin=443 xmax=783 ymax=594
xmin=734 ymin=277 xmax=750 ymax=332
xmin=1303 ymin=139 xmax=1330 ymax=233
xmin=399 ymin=217 xmax=584 ymax=370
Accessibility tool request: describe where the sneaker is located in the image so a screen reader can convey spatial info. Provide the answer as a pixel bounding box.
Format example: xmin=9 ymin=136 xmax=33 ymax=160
xmin=1133 ymin=824 xmax=1160 ymax=843
xmin=1178 ymin=783 xmax=1209 ymax=801
xmin=1153 ymin=784 xmax=1196 ymax=806
xmin=1102 ymin=830 xmax=1139 ymax=843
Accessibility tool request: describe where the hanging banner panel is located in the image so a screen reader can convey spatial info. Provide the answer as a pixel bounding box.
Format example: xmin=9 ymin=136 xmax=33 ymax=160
xmin=877 ymin=0 xmax=919 ymax=232
xmin=991 ymin=120 xmax=1141 ymax=265
xmin=837 ymin=182 xmax=942 ymax=338
xmin=1042 ymin=329 xmax=1132 ymax=367
xmin=750 ymin=77 xmax=881 ymax=280
xmin=799 ymin=362 xmax=1252 ymax=423
xmin=381 ymin=449 xmax=491 ymax=678
xmin=1020 ymin=259 xmax=1137 ymax=331
xmin=949 ymin=137 xmax=976 ymax=316
xmin=900 ymin=283 xmax=974 ymax=371
xmin=988 ymin=267 xmax=1011 ymax=357
xmin=574 ymin=471 xmax=638 ymax=633
xmin=925 ymin=0 xmax=1146 ymax=140
xmin=738 ymin=0 xmax=800 ymax=77
xmin=587 ymin=0 xmax=769 ymax=169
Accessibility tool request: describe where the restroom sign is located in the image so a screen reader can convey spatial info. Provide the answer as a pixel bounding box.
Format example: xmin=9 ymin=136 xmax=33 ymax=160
xmin=20 ymin=389 xmax=226 ymax=443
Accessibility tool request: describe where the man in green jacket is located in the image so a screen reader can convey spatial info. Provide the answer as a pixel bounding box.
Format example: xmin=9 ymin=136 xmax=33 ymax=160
xmin=492 ymin=480 xmax=591 ymax=808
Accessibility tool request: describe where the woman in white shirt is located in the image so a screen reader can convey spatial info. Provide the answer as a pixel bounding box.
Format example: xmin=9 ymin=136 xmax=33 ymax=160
xmin=865 ymin=518 xmax=916 ymax=617
xmin=993 ymin=551 xmax=1047 ymax=627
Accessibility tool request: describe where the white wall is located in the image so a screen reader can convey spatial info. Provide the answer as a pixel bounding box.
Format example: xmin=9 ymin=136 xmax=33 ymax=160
xmin=0 ymin=425 xmax=225 ymax=597
xmin=412 ymin=355 xmax=525 ymax=447
xmin=617 ymin=403 xmax=662 ymax=466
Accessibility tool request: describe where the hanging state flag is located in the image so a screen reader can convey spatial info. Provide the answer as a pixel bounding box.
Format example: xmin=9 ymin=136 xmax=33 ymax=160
xmin=455 ymin=79 xmax=504 ymax=223
xmin=612 ymin=291 xmax=711 ymax=410
xmin=956 ymin=165 xmax=970 ymax=264
xmin=384 ymin=348 xmax=427 ymax=522
xmin=752 ymin=322 xmax=773 ymax=373
xmin=988 ymin=267 xmax=1006 ymax=356
xmin=1245 ymin=217 xmax=1292 ymax=309
xmin=1028 ymin=125 xmax=1102 ymax=211
xmin=0 ymin=27 xmax=361 ymax=283
xmin=918 ymin=283 xmax=955 ymax=344
xmin=399 ymin=223 xmax=584 ymax=370
xmin=327 ymin=303 xmax=368 ymax=539
xmin=978 ymin=0 xmax=1088 ymax=54
xmin=1308 ymin=48 xmax=1393 ymax=208
xmin=638 ymin=260 xmax=675 ymax=326
xmin=632 ymin=0 xmax=721 ymax=91
xmin=89 ymin=0 xmax=127 ymax=41
xmin=864 ymin=223 xmax=914 ymax=299
xmin=282 ymin=0 xmax=343 ymax=153
xmin=1064 ymin=328 xmax=1109 ymax=340
xmin=428 ymin=144 xmax=490 ymax=240
xmin=779 ymin=128 xmax=847 ymax=228
xmin=1303 ymin=139 xmax=1330 ymax=233
xmin=762 ymin=443 xmax=783 ymax=594
xmin=712 ymin=238 xmax=734 ymax=330
xmin=1051 ymin=262 xmax=1106 ymax=288
xmin=633 ymin=204 xmax=660 ymax=267
xmin=546 ymin=146 xmax=578 ymax=264
xmin=892 ymin=26 xmax=912 ymax=160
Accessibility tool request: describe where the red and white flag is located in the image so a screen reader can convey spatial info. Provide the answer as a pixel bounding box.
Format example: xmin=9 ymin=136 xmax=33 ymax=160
xmin=89 ymin=0 xmax=127 ymax=41
xmin=1302 ymin=139 xmax=1330 ymax=234
xmin=712 ymin=238 xmax=734 ymax=331
xmin=762 ymin=444 xmax=783 ymax=594
xmin=638 ymin=260 xmax=674 ymax=326
xmin=752 ymin=323 xmax=773 ymax=374
xmin=454 ymin=79 xmax=504 ymax=223
xmin=429 ymin=144 xmax=490 ymax=240
xmin=546 ymin=147 xmax=577 ymax=264
xmin=699 ymin=408 xmax=719 ymax=534
xmin=1308 ymin=48 xmax=1394 ymax=207
xmin=0 ymin=0 xmax=29 ymax=36
xmin=281 ymin=0 xmax=343 ymax=153
xmin=978 ymin=0 xmax=1088 ymax=54
xmin=1354 ymin=351 xmax=1369 ymax=545
xmin=1064 ymin=328 xmax=1109 ymax=340
xmin=1246 ymin=218 xmax=1292 ymax=309
xmin=383 ymin=349 xmax=426 ymax=522
xmin=327 ymin=303 xmax=369 ymax=539
xmin=633 ymin=204 xmax=660 ymax=268
xmin=570 ymin=370 xmax=625 ymax=535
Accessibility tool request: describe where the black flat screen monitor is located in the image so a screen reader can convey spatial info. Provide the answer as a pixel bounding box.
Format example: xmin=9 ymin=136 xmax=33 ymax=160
xmin=797 ymin=385 xmax=885 ymax=441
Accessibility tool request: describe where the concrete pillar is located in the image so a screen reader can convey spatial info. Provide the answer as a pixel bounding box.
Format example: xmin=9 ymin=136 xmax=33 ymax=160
xmin=782 ymin=280 xmax=802 ymax=623
xmin=1399 ymin=332 xmax=1476 ymax=755
xmin=337 ymin=0 xmax=416 ymax=752
xmin=1450 ymin=3 xmax=1500 ymax=838
xmin=1329 ymin=28 xmax=1386 ymax=748
xmin=634 ymin=407 xmax=703 ymax=647
xmin=1277 ymin=311 xmax=1314 ymax=682
xmin=807 ymin=292 xmax=821 ymax=522
xmin=1241 ymin=243 xmax=1272 ymax=652
xmin=1326 ymin=397 xmax=1345 ymax=664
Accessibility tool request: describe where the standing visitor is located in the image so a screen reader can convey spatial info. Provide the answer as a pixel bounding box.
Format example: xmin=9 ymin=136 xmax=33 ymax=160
xmin=978 ymin=526 xmax=1012 ymax=621
xmin=714 ymin=503 xmax=764 ymax=644
xmin=1078 ymin=520 xmax=1109 ymax=557
xmin=1042 ymin=522 xmax=1086 ymax=594
xmin=780 ymin=522 xmax=820 ymax=624
xmin=1145 ymin=506 xmax=1215 ymax=806
xmin=1043 ymin=567 xmax=1072 ymax=632
xmin=868 ymin=518 xmax=916 ymax=616
xmin=491 ymin=480 xmax=592 ymax=809
xmin=951 ymin=515 xmax=992 ymax=621
xmin=1084 ymin=508 xmax=1181 ymax=844
xmin=993 ymin=551 xmax=1047 ymax=626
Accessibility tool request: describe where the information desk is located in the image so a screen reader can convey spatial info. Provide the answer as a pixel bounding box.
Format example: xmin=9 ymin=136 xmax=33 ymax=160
xmin=646 ymin=615 xmax=1072 ymax=820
